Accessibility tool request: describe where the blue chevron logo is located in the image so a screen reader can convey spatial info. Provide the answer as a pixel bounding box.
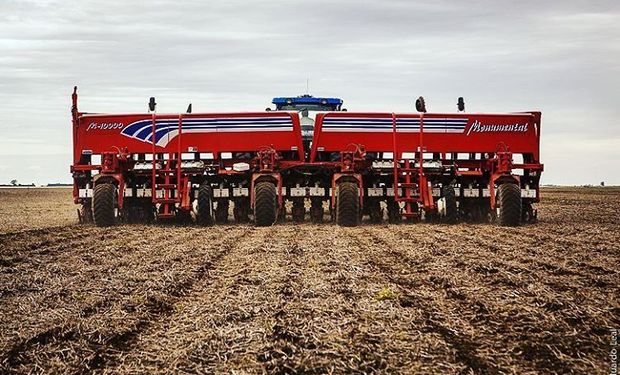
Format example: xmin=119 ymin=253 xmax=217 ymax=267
xmin=121 ymin=117 xmax=294 ymax=147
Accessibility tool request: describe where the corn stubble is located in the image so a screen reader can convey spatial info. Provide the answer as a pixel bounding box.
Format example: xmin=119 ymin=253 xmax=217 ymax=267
xmin=0 ymin=187 xmax=618 ymax=374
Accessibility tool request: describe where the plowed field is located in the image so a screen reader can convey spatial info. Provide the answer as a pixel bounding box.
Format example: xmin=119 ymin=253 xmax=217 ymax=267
xmin=0 ymin=187 xmax=618 ymax=374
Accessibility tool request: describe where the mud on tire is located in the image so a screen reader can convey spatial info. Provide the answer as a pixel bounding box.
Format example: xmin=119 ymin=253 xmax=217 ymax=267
xmin=93 ymin=182 xmax=116 ymax=227
xmin=254 ymin=181 xmax=277 ymax=226
xmin=498 ymin=183 xmax=522 ymax=227
xmin=336 ymin=181 xmax=360 ymax=227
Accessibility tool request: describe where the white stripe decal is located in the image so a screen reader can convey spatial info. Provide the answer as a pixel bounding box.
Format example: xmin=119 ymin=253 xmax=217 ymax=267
xmin=321 ymin=117 xmax=469 ymax=133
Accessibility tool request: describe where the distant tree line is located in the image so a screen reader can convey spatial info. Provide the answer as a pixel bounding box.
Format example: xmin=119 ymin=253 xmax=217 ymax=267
xmin=1 ymin=180 xmax=35 ymax=187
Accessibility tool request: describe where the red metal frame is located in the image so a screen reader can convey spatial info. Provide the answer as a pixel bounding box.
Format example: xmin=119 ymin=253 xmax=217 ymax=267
xmin=308 ymin=110 xmax=543 ymax=215
xmin=311 ymin=112 xmax=541 ymax=161
xmin=73 ymin=112 xmax=304 ymax=161
xmin=71 ymin=89 xmax=305 ymax=218
xmin=390 ymin=112 xmax=435 ymax=218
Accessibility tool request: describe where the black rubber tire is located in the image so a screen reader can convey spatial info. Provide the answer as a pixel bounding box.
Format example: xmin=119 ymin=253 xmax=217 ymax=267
xmin=292 ymin=200 xmax=305 ymax=223
xmin=336 ymin=182 xmax=360 ymax=227
xmin=215 ymin=200 xmax=229 ymax=224
xmin=441 ymin=184 xmax=458 ymax=224
xmin=196 ymin=182 xmax=214 ymax=225
xmin=93 ymin=183 xmax=116 ymax=227
xmin=254 ymin=181 xmax=277 ymax=226
xmin=498 ymin=183 xmax=522 ymax=227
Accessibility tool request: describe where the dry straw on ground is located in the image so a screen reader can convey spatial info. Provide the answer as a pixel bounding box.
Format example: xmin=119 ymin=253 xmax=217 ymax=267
xmin=0 ymin=187 xmax=618 ymax=374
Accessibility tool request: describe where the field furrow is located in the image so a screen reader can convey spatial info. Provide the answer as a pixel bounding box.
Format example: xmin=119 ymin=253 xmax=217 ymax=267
xmin=0 ymin=187 xmax=617 ymax=374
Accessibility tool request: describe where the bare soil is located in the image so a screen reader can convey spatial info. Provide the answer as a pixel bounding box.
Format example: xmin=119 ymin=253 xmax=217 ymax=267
xmin=0 ymin=187 xmax=618 ymax=374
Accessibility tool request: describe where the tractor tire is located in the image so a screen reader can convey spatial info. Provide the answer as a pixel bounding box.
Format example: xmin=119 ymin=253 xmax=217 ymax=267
xmin=254 ymin=181 xmax=277 ymax=226
xmin=498 ymin=183 xmax=522 ymax=227
xmin=196 ymin=182 xmax=214 ymax=225
xmin=441 ymin=184 xmax=458 ymax=224
xmin=93 ymin=183 xmax=116 ymax=227
xmin=336 ymin=181 xmax=360 ymax=227
xmin=215 ymin=200 xmax=229 ymax=224
xmin=292 ymin=200 xmax=305 ymax=223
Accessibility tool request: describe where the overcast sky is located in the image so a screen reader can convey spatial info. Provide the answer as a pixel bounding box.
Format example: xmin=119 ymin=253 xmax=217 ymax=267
xmin=0 ymin=0 xmax=618 ymax=185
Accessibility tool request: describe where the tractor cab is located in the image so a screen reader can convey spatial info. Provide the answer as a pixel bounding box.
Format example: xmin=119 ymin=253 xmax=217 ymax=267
xmin=271 ymin=94 xmax=343 ymax=112
xmin=268 ymin=95 xmax=344 ymax=153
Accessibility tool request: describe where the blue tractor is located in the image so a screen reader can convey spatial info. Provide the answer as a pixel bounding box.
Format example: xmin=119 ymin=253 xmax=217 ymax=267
xmin=271 ymin=94 xmax=344 ymax=112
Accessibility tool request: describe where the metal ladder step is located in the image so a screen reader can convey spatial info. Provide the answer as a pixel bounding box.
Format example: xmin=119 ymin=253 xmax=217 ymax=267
xmin=156 ymin=213 xmax=176 ymax=219
xmin=154 ymin=198 xmax=179 ymax=204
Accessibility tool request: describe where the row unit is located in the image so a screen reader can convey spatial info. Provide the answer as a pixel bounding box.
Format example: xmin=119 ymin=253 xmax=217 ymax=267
xmin=78 ymin=185 xmax=537 ymax=199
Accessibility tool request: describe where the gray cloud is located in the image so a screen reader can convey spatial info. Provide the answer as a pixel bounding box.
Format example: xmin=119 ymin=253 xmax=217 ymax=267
xmin=0 ymin=0 xmax=618 ymax=185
